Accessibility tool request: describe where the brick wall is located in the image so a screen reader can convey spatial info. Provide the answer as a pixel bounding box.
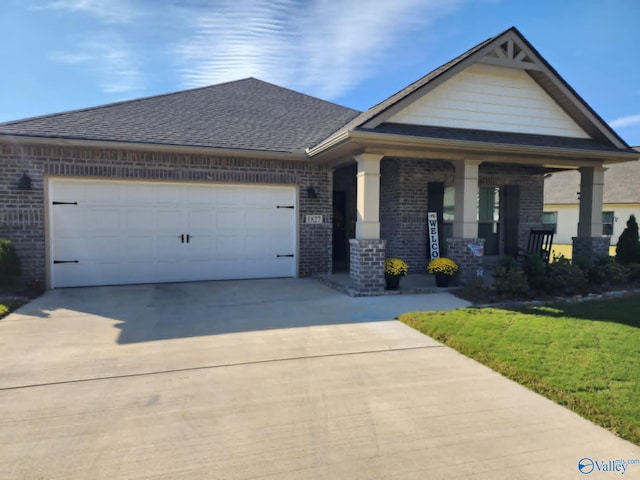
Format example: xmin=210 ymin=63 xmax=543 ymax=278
xmin=349 ymin=238 xmax=386 ymax=295
xmin=380 ymin=159 xmax=546 ymax=273
xmin=380 ymin=158 xmax=453 ymax=274
xmin=0 ymin=142 xmax=332 ymax=287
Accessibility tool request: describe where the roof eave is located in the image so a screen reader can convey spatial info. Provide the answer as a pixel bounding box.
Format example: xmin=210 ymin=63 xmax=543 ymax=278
xmin=309 ymin=130 xmax=640 ymax=166
xmin=0 ymin=134 xmax=311 ymax=161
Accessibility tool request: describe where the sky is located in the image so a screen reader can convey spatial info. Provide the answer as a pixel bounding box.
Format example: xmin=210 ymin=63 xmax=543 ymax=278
xmin=1 ymin=0 xmax=639 ymax=146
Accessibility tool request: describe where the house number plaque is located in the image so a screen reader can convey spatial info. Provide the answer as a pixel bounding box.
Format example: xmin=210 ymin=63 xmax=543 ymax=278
xmin=305 ymin=215 xmax=323 ymax=224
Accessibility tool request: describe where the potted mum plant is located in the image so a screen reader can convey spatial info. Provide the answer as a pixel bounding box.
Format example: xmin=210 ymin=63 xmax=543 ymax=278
xmin=427 ymin=257 xmax=458 ymax=287
xmin=384 ymin=258 xmax=408 ymax=290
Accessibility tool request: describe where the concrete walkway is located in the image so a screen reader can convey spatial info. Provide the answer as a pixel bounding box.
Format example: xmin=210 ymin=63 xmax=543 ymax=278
xmin=1 ymin=278 xmax=638 ymax=479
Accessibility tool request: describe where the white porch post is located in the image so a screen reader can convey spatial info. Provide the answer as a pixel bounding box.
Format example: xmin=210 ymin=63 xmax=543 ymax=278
xmin=350 ymin=153 xmax=385 ymax=295
xmin=577 ymin=166 xmax=605 ymax=238
xmin=355 ymin=153 xmax=383 ymax=239
xmin=452 ymin=159 xmax=481 ymax=238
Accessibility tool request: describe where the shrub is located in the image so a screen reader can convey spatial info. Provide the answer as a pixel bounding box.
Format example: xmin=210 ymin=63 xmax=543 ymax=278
xmin=590 ymin=256 xmax=629 ymax=285
xmin=494 ymin=260 xmax=529 ymax=296
xmin=523 ymin=253 xmax=547 ymax=291
xmin=0 ymin=239 xmax=21 ymax=290
xmin=616 ymin=214 xmax=640 ymax=265
xmin=547 ymin=261 xmax=588 ymax=295
xmin=627 ymin=264 xmax=640 ymax=282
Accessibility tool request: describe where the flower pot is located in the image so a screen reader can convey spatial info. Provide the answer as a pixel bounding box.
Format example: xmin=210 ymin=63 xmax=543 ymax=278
xmin=385 ymin=274 xmax=401 ymax=290
xmin=435 ymin=273 xmax=452 ymax=288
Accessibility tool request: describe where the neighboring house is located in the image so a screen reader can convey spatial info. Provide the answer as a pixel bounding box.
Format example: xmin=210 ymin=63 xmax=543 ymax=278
xmin=544 ymin=154 xmax=640 ymax=258
xmin=1 ymin=27 xmax=638 ymax=295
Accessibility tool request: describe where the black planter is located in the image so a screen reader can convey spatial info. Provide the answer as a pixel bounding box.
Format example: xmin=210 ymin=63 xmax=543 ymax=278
xmin=385 ymin=274 xmax=401 ymax=290
xmin=435 ymin=273 xmax=452 ymax=288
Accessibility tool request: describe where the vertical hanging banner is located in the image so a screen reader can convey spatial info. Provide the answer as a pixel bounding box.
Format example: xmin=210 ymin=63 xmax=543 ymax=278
xmin=427 ymin=212 xmax=440 ymax=259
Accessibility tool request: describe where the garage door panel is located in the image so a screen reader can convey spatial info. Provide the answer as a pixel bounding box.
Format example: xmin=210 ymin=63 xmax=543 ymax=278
xmin=50 ymin=179 xmax=296 ymax=287
xmin=125 ymin=184 xmax=155 ymax=204
xmin=92 ymin=209 xmax=121 ymax=230
xmin=127 ymin=210 xmax=153 ymax=229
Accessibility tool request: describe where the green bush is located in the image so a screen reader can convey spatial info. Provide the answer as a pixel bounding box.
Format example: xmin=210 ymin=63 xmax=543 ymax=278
xmin=494 ymin=261 xmax=530 ymax=296
xmin=627 ymin=264 xmax=640 ymax=282
xmin=0 ymin=239 xmax=21 ymax=289
xmin=616 ymin=215 xmax=640 ymax=265
xmin=523 ymin=253 xmax=547 ymax=291
xmin=547 ymin=261 xmax=588 ymax=295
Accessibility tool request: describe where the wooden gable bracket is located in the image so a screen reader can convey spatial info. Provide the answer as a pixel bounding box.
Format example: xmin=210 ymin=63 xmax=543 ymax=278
xmin=480 ymin=38 xmax=543 ymax=71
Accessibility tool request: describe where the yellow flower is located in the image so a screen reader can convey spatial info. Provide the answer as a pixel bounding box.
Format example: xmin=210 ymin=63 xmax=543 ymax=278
xmin=385 ymin=258 xmax=408 ymax=277
xmin=427 ymin=257 xmax=458 ymax=275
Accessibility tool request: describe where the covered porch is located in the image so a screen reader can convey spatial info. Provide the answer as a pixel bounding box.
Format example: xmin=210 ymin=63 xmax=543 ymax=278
xmin=321 ymin=132 xmax=621 ymax=296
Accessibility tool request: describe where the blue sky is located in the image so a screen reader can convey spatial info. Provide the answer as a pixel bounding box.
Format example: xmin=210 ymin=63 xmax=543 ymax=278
xmin=2 ymin=0 xmax=639 ymax=145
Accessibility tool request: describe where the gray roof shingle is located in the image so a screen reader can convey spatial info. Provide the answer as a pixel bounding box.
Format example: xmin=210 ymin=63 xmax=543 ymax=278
xmin=545 ymin=159 xmax=640 ymax=204
xmin=0 ymin=78 xmax=360 ymax=154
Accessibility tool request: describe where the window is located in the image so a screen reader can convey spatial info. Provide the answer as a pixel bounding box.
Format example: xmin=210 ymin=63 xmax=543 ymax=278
xmin=441 ymin=186 xmax=500 ymax=255
xmin=478 ymin=187 xmax=500 ymax=255
xmin=602 ymin=211 xmax=614 ymax=236
xmin=542 ymin=212 xmax=557 ymax=234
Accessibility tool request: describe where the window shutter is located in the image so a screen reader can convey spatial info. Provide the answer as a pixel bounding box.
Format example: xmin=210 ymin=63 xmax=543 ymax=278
xmin=502 ymin=185 xmax=520 ymax=256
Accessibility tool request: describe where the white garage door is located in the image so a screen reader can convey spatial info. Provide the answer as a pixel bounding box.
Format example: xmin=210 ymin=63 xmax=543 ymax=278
xmin=49 ymin=178 xmax=297 ymax=288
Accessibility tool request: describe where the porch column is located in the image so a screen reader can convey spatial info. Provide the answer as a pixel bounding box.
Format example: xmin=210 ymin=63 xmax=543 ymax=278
xmin=355 ymin=153 xmax=383 ymax=239
xmin=573 ymin=165 xmax=610 ymax=261
xmin=350 ymin=153 xmax=386 ymax=296
xmin=449 ymin=160 xmax=483 ymax=284
xmin=452 ymin=160 xmax=481 ymax=238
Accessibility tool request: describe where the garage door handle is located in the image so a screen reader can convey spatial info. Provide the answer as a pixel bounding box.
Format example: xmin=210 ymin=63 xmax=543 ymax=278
xmin=277 ymin=205 xmax=295 ymax=209
xmin=180 ymin=234 xmax=185 ymax=243
xmin=54 ymin=260 xmax=79 ymax=264
xmin=277 ymin=254 xmax=294 ymax=258
xmin=186 ymin=234 xmax=192 ymax=243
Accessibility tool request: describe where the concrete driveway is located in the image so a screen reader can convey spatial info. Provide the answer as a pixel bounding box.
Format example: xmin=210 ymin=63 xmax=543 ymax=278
xmin=1 ymin=279 xmax=638 ymax=479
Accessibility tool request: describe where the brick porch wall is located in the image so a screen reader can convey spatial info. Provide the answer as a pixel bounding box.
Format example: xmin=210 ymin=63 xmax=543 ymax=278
xmin=0 ymin=143 xmax=333 ymax=287
xmin=380 ymin=159 xmax=546 ymax=274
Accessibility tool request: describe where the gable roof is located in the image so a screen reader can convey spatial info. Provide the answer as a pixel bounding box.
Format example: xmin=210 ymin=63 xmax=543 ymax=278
xmin=545 ymin=159 xmax=640 ymax=204
xmin=310 ymin=27 xmax=631 ymax=154
xmin=0 ymin=78 xmax=360 ymax=155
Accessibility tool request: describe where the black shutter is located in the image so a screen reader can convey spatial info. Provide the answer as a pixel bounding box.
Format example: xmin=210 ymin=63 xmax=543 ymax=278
xmin=502 ymin=185 xmax=520 ymax=257
xmin=427 ymin=182 xmax=445 ymax=259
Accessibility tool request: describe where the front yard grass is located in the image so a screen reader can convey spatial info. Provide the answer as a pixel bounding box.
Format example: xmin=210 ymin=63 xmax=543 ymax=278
xmin=399 ymin=293 xmax=640 ymax=446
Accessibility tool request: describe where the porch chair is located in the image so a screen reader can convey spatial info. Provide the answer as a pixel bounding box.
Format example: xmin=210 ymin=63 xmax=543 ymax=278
xmin=517 ymin=228 xmax=555 ymax=264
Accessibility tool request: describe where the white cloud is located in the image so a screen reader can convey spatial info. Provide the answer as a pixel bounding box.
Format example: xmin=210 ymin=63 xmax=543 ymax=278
xmin=610 ymin=114 xmax=640 ymax=129
xmin=173 ymin=0 xmax=469 ymax=99
xmin=48 ymin=34 xmax=142 ymax=93
xmin=39 ymin=0 xmax=139 ymax=23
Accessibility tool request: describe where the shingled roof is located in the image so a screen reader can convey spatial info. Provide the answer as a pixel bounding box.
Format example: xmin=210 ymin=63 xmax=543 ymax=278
xmin=310 ymin=26 xmax=631 ymax=154
xmin=0 ymin=78 xmax=360 ymax=154
xmin=545 ymin=158 xmax=640 ymax=204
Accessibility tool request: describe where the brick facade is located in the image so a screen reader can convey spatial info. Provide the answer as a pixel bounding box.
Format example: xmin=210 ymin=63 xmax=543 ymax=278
xmin=349 ymin=239 xmax=386 ymax=296
xmin=0 ymin=143 xmax=333 ymax=287
xmin=572 ymin=236 xmax=611 ymax=264
xmin=445 ymin=237 xmax=486 ymax=283
xmin=380 ymin=158 xmax=545 ymax=275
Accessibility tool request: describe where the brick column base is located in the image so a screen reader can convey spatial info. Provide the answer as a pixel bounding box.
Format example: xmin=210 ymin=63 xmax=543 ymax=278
xmin=349 ymin=239 xmax=386 ymax=296
xmin=572 ymin=236 xmax=611 ymax=264
xmin=445 ymin=237 xmax=485 ymax=284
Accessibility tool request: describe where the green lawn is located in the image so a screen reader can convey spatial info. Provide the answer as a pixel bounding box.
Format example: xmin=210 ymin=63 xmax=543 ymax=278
xmin=399 ymin=293 xmax=640 ymax=445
